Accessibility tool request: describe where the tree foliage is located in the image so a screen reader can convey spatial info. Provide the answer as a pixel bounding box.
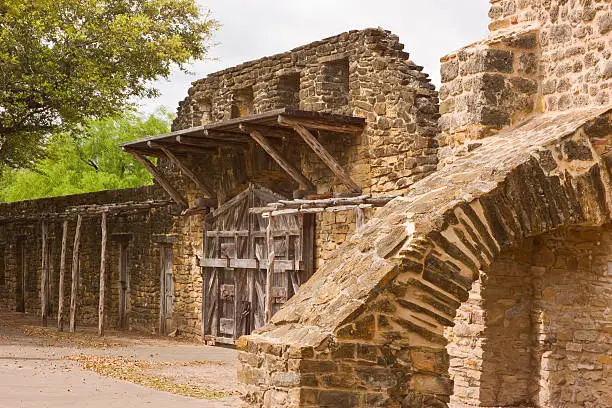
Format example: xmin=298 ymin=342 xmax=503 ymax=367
xmin=0 ymin=110 xmax=171 ymax=202
xmin=0 ymin=0 xmax=217 ymax=168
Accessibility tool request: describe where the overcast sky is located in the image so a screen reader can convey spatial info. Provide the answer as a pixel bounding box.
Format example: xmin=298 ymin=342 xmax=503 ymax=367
xmin=137 ymin=0 xmax=491 ymax=114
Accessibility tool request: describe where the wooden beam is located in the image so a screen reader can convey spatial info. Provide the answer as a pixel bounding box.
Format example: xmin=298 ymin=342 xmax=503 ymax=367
xmin=176 ymin=135 xmax=248 ymax=148
xmin=98 ymin=212 xmax=107 ymax=337
xmin=57 ymin=220 xmax=68 ymax=331
xmin=239 ymin=123 xmax=295 ymax=139
xmin=241 ymin=126 xmax=316 ymax=191
xmin=288 ymin=123 xmax=362 ymax=194
xmin=40 ymin=220 xmax=49 ymax=327
xmin=149 ymin=142 xmax=216 ymax=198
xmin=355 ymin=206 xmax=365 ymax=231
xmin=69 ymin=214 xmax=82 ymax=333
xmin=278 ymin=114 xmax=365 ymax=134
xmin=130 ymin=151 xmax=188 ymax=209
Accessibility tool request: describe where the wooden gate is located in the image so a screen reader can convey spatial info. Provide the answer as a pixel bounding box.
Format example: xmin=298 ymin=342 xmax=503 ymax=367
xmin=200 ymin=185 xmax=314 ymax=345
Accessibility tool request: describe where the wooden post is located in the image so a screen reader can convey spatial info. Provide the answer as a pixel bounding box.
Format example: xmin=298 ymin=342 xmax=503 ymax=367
xmin=40 ymin=221 xmax=48 ymax=327
xmin=240 ymin=125 xmax=316 ymax=192
xmin=355 ymin=206 xmax=365 ymax=232
xmin=201 ymin=211 xmax=209 ymax=341
xmin=69 ymin=214 xmax=82 ymax=333
xmin=287 ymin=122 xmax=362 ymax=194
xmin=128 ymin=151 xmax=189 ymax=208
xmin=98 ymin=212 xmax=107 ymax=336
xmin=265 ymin=216 xmax=275 ymax=323
xmin=57 ymin=220 xmax=68 ymax=331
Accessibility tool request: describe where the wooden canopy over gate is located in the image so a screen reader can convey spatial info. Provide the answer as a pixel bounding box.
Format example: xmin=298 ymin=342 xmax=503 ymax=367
xmin=199 ymin=184 xmax=314 ymax=345
xmin=121 ymin=109 xmax=367 ymax=208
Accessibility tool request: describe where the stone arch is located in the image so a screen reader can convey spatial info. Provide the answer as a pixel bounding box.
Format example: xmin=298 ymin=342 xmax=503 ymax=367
xmin=238 ymin=107 xmax=612 ymax=408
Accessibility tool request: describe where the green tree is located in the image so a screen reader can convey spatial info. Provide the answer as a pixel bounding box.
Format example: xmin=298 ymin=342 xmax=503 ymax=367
xmin=0 ymin=110 xmax=170 ymax=202
xmin=0 ymin=0 xmax=217 ymax=169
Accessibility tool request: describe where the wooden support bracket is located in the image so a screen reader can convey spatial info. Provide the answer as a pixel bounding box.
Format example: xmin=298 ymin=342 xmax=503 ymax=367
xmin=129 ymin=150 xmax=189 ymax=209
xmin=149 ymin=142 xmax=216 ymax=199
xmin=240 ymin=125 xmax=316 ymax=191
xmin=281 ymin=120 xmax=362 ymax=194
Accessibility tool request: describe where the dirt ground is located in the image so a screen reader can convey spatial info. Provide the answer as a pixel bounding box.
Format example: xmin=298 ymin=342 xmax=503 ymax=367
xmin=0 ymin=312 xmax=240 ymax=407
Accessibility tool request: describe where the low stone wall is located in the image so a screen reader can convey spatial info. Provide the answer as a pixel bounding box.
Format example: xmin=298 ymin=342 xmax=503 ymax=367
xmin=0 ymin=186 xmax=175 ymax=332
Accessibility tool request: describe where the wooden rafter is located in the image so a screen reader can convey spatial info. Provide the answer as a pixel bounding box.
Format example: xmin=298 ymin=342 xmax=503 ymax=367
xmin=281 ymin=121 xmax=362 ymax=193
xmin=238 ymin=123 xmax=295 ymax=139
xmin=176 ymin=135 xmax=247 ymax=148
xmin=240 ymin=125 xmax=316 ymax=191
xmin=278 ymin=114 xmax=364 ymax=134
xmin=150 ymin=142 xmax=216 ymax=198
xmin=130 ymin=151 xmax=189 ymax=208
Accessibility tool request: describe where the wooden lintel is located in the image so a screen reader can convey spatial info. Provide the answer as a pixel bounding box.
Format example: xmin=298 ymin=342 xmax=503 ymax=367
xmin=150 ymin=142 xmax=216 ymax=198
xmin=289 ymin=124 xmax=362 ymax=193
xmin=130 ymin=151 xmax=189 ymax=208
xmin=243 ymin=126 xmax=316 ymax=191
xmin=278 ymin=114 xmax=365 ymax=134
xmin=239 ymin=123 xmax=295 ymax=139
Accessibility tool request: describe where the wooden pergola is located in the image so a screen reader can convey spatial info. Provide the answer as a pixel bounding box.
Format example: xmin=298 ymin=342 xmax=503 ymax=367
xmin=1 ymin=199 xmax=171 ymax=336
xmin=120 ymin=108 xmax=368 ymax=207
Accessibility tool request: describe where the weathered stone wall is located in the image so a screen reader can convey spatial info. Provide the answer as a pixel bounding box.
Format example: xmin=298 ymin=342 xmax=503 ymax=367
xmin=447 ymin=225 xmax=612 ymax=408
xmin=438 ymin=23 xmax=540 ymax=163
xmin=447 ymin=242 xmax=535 ymax=407
xmin=439 ymin=0 xmax=612 ymax=166
xmin=0 ymin=186 xmax=176 ymax=332
xmin=166 ymin=28 xmax=440 ymax=270
xmin=488 ymin=0 xmax=611 ymax=111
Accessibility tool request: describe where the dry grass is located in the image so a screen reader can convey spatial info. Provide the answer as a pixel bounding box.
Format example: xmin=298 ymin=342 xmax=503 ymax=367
xmin=67 ymin=354 xmax=229 ymax=400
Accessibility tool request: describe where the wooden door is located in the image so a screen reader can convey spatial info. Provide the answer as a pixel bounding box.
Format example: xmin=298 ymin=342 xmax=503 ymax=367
xmin=118 ymin=243 xmax=130 ymax=329
xmin=15 ymin=239 xmax=26 ymax=313
xmin=201 ymin=185 xmax=315 ymax=345
xmin=159 ymin=245 xmax=174 ymax=334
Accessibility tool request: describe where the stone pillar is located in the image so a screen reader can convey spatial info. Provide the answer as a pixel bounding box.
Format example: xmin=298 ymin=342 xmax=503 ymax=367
xmin=438 ymin=24 xmax=540 ymax=167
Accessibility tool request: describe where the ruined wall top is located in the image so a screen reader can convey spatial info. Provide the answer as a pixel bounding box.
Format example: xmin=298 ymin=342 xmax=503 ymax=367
xmin=172 ymin=28 xmax=436 ymax=131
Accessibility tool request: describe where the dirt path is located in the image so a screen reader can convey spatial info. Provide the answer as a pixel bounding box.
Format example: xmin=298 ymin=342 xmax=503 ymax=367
xmin=0 ymin=312 xmax=240 ymax=407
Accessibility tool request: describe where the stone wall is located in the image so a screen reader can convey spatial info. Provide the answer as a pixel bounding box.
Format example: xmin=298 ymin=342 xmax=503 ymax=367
xmin=447 ymin=225 xmax=612 ymax=408
xmin=439 ymin=0 xmax=612 ymax=166
xmin=0 ymin=186 xmax=176 ymax=332
xmin=166 ymin=28 xmax=440 ymax=268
